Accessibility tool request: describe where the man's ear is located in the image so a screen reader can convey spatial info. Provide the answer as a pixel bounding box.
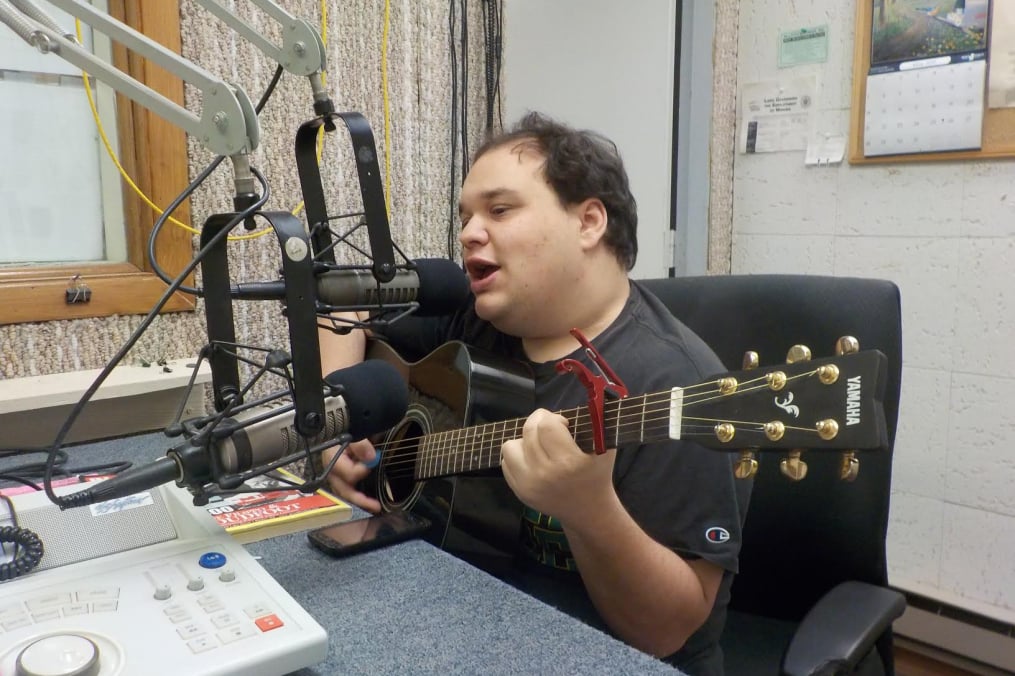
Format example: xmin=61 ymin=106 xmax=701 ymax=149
xmin=576 ymin=198 xmax=608 ymax=250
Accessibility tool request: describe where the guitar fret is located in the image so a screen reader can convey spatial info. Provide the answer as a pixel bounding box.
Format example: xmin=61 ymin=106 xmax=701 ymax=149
xmin=454 ymin=427 xmax=461 ymax=474
xmin=466 ymin=426 xmax=473 ymax=472
xmin=472 ymin=425 xmax=480 ymax=471
xmin=449 ymin=428 xmax=456 ymax=475
xmin=416 ymin=435 xmax=425 ymax=479
xmin=432 ymin=430 xmax=439 ymax=477
xmin=488 ymin=422 xmax=496 ymax=466
xmin=437 ymin=429 xmax=448 ymax=476
xmin=499 ymin=420 xmax=506 ymax=457
xmin=640 ymin=394 xmax=647 ymax=443
xmin=614 ymin=398 xmax=622 ymax=448
xmin=451 ymin=428 xmax=460 ymax=475
xmin=477 ymin=423 xmax=488 ymax=470
xmin=424 ymin=432 xmax=432 ymax=478
xmin=423 ymin=434 xmax=433 ymax=478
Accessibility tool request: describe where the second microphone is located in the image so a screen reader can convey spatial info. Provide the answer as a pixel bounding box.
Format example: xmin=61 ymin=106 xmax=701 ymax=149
xmin=231 ymin=258 xmax=469 ymax=317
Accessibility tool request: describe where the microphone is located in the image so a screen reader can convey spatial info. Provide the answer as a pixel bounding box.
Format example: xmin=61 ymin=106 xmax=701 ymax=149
xmin=61 ymin=360 xmax=409 ymax=508
xmin=215 ymin=359 xmax=408 ymax=474
xmin=232 ymin=257 xmax=469 ymax=317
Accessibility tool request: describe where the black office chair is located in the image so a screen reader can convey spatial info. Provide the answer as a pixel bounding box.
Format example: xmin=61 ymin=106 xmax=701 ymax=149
xmin=641 ymin=275 xmax=906 ymax=676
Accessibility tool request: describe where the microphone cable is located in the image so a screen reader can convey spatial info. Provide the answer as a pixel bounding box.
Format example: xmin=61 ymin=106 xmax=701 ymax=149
xmin=0 ymin=494 xmax=44 ymax=582
xmin=43 ymin=170 xmax=270 ymax=510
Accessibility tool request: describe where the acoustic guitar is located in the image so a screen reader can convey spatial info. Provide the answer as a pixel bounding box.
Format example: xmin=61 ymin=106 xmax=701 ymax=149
xmin=361 ymin=339 xmax=889 ymax=558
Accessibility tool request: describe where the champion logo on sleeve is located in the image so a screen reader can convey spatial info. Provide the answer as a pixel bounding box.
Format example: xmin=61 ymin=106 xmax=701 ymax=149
xmin=704 ymin=526 xmax=731 ymax=544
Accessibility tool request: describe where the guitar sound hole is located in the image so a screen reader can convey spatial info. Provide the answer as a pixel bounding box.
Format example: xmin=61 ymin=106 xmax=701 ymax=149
xmin=378 ymin=419 xmax=424 ymax=509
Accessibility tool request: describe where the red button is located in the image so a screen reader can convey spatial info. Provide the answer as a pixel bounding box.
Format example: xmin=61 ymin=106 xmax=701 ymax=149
xmin=254 ymin=614 xmax=284 ymax=632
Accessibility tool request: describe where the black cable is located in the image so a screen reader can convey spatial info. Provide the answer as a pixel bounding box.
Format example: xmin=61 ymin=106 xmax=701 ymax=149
xmin=45 ymin=169 xmax=271 ymax=510
xmin=0 ymin=526 xmax=44 ymax=581
xmin=147 ymin=156 xmax=225 ymax=293
xmin=0 ymin=450 xmax=69 ymax=480
xmin=149 ymin=64 xmax=285 ymax=293
xmin=0 ymin=475 xmax=42 ymax=492
xmin=447 ymin=0 xmax=460 ymax=259
xmin=481 ymin=0 xmax=503 ymax=133
xmin=0 ymin=494 xmax=19 ymax=561
xmin=0 ymin=493 xmax=43 ymax=581
xmin=460 ymin=0 xmax=470 ymax=175
xmin=482 ymin=0 xmax=494 ymax=133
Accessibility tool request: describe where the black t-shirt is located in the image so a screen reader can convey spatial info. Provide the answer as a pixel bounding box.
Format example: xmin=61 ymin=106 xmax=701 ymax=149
xmin=376 ymin=281 xmax=752 ymax=675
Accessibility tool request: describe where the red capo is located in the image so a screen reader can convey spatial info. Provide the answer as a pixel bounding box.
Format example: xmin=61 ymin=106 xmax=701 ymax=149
xmin=555 ymin=328 xmax=628 ymax=455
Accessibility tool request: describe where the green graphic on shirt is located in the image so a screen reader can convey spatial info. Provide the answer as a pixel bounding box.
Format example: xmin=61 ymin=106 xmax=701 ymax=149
xmin=521 ymin=506 xmax=576 ymax=571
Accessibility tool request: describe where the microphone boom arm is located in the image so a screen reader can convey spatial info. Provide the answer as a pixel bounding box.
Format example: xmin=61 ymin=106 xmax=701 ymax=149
xmin=193 ymin=0 xmax=334 ymax=118
xmin=0 ymin=0 xmax=260 ymax=159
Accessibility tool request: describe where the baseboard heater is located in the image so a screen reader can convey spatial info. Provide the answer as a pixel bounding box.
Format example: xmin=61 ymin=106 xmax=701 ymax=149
xmin=893 ymin=587 xmax=1015 ymax=674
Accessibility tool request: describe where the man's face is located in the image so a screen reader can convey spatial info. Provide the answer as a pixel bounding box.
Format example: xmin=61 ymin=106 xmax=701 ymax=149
xmin=458 ymin=143 xmax=588 ymax=336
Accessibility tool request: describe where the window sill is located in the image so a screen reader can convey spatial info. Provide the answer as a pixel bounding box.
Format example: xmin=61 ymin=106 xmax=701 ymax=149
xmin=0 ymin=262 xmax=195 ymax=325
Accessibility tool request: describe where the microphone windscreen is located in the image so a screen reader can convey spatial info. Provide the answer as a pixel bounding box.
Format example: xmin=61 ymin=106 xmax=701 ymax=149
xmin=412 ymin=258 xmax=470 ymax=316
xmin=324 ymin=360 xmax=408 ymax=439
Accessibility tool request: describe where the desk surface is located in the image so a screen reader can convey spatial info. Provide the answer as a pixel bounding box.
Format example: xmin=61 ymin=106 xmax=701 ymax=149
xmin=1 ymin=433 xmax=679 ymax=675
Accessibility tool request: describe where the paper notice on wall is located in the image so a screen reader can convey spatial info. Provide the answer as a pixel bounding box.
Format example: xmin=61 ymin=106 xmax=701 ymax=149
xmin=988 ymin=2 xmax=1015 ymax=108
xmin=738 ymin=77 xmax=816 ymax=153
xmin=805 ymin=132 xmax=846 ymax=166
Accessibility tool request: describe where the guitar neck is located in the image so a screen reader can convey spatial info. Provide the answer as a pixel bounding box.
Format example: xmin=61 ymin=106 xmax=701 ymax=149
xmin=408 ymin=348 xmax=888 ymax=481
xmin=416 ymin=391 xmax=672 ymax=480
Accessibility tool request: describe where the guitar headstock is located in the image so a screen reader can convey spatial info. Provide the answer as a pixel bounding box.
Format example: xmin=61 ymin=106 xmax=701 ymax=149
xmin=682 ymin=337 xmax=888 ymax=481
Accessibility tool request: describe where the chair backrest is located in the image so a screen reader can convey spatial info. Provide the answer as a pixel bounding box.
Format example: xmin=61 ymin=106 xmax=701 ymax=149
xmin=640 ymin=275 xmax=902 ymax=621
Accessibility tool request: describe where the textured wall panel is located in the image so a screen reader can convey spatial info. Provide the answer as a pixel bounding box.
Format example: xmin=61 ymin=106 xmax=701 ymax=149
xmin=1 ymin=1 xmax=496 ymax=384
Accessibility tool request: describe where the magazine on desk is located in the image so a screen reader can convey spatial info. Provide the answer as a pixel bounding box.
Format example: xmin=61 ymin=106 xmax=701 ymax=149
xmin=199 ymin=467 xmax=353 ymax=544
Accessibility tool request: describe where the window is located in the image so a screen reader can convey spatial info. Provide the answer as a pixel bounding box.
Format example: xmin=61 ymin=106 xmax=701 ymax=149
xmin=0 ymin=2 xmax=193 ymax=325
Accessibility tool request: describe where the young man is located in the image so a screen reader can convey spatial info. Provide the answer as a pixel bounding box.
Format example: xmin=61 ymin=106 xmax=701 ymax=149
xmin=319 ymin=113 xmax=751 ymax=675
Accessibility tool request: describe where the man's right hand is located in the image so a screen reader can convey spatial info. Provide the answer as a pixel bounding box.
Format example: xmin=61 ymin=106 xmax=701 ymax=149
xmin=320 ymin=439 xmax=382 ymax=513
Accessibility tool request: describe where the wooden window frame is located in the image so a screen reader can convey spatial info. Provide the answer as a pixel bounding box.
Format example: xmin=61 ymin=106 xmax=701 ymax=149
xmin=0 ymin=1 xmax=194 ymax=325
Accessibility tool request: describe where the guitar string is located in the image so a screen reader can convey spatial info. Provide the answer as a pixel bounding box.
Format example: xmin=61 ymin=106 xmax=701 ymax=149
xmin=371 ymin=370 xmax=834 ymax=478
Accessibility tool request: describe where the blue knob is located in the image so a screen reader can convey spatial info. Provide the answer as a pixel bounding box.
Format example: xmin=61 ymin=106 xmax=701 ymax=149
xmin=198 ymin=552 xmax=227 ymax=569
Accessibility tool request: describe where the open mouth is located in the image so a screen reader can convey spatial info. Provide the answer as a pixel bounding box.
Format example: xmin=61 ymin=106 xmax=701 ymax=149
xmin=466 ymin=261 xmax=500 ymax=281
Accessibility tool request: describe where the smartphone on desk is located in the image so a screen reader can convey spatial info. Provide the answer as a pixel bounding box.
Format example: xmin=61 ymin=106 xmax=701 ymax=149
xmin=308 ymin=510 xmax=431 ymax=558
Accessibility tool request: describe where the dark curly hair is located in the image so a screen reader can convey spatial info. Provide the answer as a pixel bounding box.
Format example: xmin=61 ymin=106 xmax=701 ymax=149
xmin=472 ymin=112 xmax=638 ymax=270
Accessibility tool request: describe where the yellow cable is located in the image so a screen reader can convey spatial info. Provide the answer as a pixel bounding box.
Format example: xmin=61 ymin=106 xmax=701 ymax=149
xmin=76 ymin=19 xmax=294 ymax=240
xmin=77 ymin=22 xmax=198 ymax=235
xmin=382 ymin=0 xmax=392 ymax=216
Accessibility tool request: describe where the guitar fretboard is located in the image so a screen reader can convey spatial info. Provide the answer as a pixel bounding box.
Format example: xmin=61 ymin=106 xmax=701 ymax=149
xmin=415 ymin=391 xmax=678 ymax=480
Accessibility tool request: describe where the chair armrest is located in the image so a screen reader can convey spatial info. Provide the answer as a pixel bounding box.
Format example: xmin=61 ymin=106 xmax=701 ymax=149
xmin=781 ymin=581 xmax=906 ymax=676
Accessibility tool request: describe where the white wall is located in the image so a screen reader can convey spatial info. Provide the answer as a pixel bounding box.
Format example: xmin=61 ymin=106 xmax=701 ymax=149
xmin=503 ymin=0 xmax=680 ymax=279
xmin=734 ymin=0 xmax=1015 ymax=623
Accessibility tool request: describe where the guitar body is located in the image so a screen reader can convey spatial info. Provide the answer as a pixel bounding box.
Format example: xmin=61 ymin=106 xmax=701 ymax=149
xmin=364 ymin=340 xmax=535 ymax=564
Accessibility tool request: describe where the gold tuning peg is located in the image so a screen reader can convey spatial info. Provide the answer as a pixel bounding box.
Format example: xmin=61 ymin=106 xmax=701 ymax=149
xmin=840 ymin=451 xmax=859 ymax=481
xmin=714 ymin=423 xmax=736 ymax=444
xmin=742 ymin=351 xmax=759 ymax=370
xmin=734 ymin=450 xmax=758 ymax=479
xmin=780 ymin=449 xmax=808 ymax=481
xmin=836 ymin=336 xmax=860 ymax=356
xmin=786 ymin=344 xmax=812 ymax=363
